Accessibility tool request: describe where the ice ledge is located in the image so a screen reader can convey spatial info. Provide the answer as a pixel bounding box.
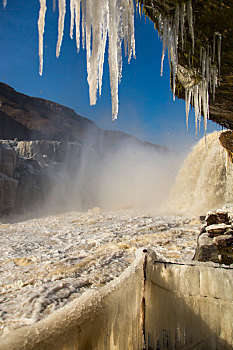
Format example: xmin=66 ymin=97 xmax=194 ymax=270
xmin=1 ymin=250 xmax=233 ymax=349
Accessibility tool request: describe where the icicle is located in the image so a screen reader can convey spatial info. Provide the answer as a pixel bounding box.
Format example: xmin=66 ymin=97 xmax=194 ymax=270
xmin=201 ymin=49 xmax=206 ymax=83
xmin=70 ymin=0 xmax=75 ymax=39
xmin=151 ymin=0 xmax=222 ymax=138
xmin=3 ymin=0 xmax=7 ymax=8
xmin=213 ymin=34 xmax=216 ymax=62
xmin=81 ymin=0 xmax=86 ymax=50
xmin=56 ymin=0 xmax=66 ymax=58
xmin=187 ymin=0 xmax=194 ymax=53
xmin=74 ymin=0 xmax=81 ymax=52
xmin=185 ymin=88 xmax=191 ymax=131
xmin=194 ymin=84 xmax=199 ymax=139
xmin=217 ymin=33 xmax=221 ymax=74
xmin=53 ymin=0 xmax=56 ymax=12
xmin=69 ymin=0 xmax=81 ymax=52
xmin=212 ymin=65 xmax=217 ymax=100
xmin=180 ymin=3 xmax=186 ymax=50
xmin=200 ymin=46 xmax=202 ymax=65
xmin=38 ymin=0 xmax=47 ymax=76
xmin=108 ymin=0 xmax=120 ymax=120
xmin=98 ymin=3 xmax=108 ymax=95
xmin=67 ymin=0 xmax=135 ymax=119
xmin=206 ymin=47 xmax=210 ymax=86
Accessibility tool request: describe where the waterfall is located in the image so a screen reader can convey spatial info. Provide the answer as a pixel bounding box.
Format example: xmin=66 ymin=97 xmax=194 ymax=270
xmin=169 ymin=132 xmax=233 ymax=215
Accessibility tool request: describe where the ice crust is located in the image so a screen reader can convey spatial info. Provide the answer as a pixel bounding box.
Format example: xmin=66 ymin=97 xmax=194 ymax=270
xmin=0 ymin=209 xmax=200 ymax=336
xmin=38 ymin=0 xmax=135 ymax=120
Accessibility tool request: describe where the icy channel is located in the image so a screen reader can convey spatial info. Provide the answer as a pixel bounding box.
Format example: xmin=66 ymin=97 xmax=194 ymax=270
xmin=0 ymin=208 xmax=201 ymax=336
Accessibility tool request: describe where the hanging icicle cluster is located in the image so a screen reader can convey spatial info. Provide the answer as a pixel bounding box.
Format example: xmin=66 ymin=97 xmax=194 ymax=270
xmin=147 ymin=0 xmax=221 ymax=136
xmin=38 ymin=0 xmax=135 ymax=121
xmin=184 ymin=33 xmax=221 ymax=138
xmin=3 ymin=0 xmax=222 ymax=130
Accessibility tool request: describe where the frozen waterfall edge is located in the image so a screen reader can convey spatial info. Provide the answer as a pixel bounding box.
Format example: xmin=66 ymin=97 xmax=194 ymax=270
xmin=0 ymin=251 xmax=233 ymax=349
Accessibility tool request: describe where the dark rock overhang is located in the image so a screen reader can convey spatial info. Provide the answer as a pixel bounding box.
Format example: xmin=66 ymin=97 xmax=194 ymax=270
xmin=139 ymin=0 xmax=233 ymax=130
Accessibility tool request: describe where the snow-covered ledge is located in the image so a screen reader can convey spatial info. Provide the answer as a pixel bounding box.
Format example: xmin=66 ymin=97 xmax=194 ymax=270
xmin=0 ymin=252 xmax=145 ymax=350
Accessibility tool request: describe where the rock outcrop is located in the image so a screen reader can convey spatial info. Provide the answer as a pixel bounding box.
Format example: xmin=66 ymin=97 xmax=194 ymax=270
xmin=141 ymin=0 xmax=233 ymax=130
xmin=193 ymin=210 xmax=233 ymax=264
xmin=0 ymin=144 xmax=18 ymax=212
xmin=0 ymin=140 xmax=83 ymax=214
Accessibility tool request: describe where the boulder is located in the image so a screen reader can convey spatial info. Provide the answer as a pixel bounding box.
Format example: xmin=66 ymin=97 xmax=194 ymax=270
xmin=194 ymin=212 xmax=233 ymax=265
xmin=205 ymin=211 xmax=229 ymax=226
xmin=206 ymin=223 xmax=232 ymax=237
xmin=193 ymin=233 xmax=219 ymax=263
xmin=213 ymin=234 xmax=233 ymax=247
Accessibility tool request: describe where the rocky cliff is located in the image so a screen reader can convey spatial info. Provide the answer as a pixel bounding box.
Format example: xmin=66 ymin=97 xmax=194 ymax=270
xmin=0 ymin=82 xmax=171 ymax=214
xmin=0 ymin=82 xmax=169 ymax=154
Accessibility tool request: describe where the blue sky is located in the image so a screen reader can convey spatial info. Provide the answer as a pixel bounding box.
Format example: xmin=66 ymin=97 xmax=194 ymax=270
xmin=0 ymin=1 xmax=220 ymax=152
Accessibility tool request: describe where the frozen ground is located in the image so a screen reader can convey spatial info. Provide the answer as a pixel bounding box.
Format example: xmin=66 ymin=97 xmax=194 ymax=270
xmin=0 ymin=208 xmax=201 ymax=336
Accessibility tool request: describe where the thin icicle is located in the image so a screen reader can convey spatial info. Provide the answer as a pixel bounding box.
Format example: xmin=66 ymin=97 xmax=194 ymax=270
xmin=108 ymin=0 xmax=119 ymax=120
xmin=81 ymin=0 xmax=86 ymax=50
xmin=56 ymin=0 xmax=66 ymax=58
xmin=160 ymin=18 xmax=168 ymax=76
xmin=180 ymin=3 xmax=186 ymax=50
xmin=98 ymin=2 xmax=108 ymax=95
xmin=213 ymin=34 xmax=216 ymax=62
xmin=70 ymin=0 xmax=75 ymax=39
xmin=212 ymin=65 xmax=217 ymax=100
xmin=200 ymin=46 xmax=203 ymax=66
xmin=53 ymin=0 xmax=56 ymax=12
xmin=217 ymin=33 xmax=221 ymax=74
xmin=187 ymin=0 xmax=194 ymax=53
xmin=194 ymin=84 xmax=199 ymax=139
xmin=38 ymin=0 xmax=47 ymax=76
xmin=201 ymin=49 xmax=206 ymax=83
xmin=3 ymin=0 xmax=7 ymax=8
xmin=70 ymin=0 xmax=81 ymax=51
xmin=185 ymin=88 xmax=191 ymax=131
xmin=74 ymin=0 xmax=81 ymax=52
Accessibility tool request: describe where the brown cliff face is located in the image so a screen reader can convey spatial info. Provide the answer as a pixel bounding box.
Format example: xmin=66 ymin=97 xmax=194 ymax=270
xmin=0 ymin=82 xmax=99 ymax=142
xmin=141 ymin=0 xmax=233 ymax=130
xmin=0 ymin=82 xmax=170 ymax=153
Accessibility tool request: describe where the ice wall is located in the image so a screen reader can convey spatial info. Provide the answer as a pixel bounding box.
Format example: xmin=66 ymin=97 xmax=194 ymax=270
xmin=145 ymin=256 xmax=233 ymax=349
xmin=0 ymin=253 xmax=144 ymax=350
xmin=1 ymin=252 xmax=233 ymax=350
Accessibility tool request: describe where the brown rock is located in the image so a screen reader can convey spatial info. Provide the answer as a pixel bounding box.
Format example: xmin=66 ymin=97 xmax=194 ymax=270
xmin=213 ymin=235 xmax=233 ymax=247
xmin=206 ymin=224 xmax=231 ymax=237
xmin=193 ymin=233 xmax=219 ymax=263
xmin=205 ymin=211 xmax=229 ymax=226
